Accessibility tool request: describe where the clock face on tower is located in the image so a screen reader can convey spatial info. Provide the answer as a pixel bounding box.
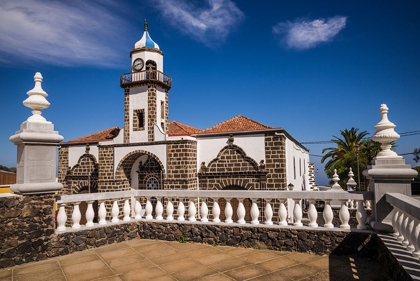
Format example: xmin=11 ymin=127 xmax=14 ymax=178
xmin=132 ymin=58 xmax=144 ymax=72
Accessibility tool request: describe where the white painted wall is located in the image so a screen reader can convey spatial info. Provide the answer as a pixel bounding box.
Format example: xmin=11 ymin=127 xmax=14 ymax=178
xmin=129 ymin=86 xmax=148 ymax=143
xmin=131 ymin=51 xmax=163 ymax=72
xmin=68 ymin=144 xmax=98 ymax=167
xmin=114 ymin=144 xmax=167 ymax=176
xmin=99 ymin=129 xmax=124 ymax=145
xmin=285 ymin=137 xmax=310 ymax=191
xmin=197 ymin=134 xmax=265 ymax=172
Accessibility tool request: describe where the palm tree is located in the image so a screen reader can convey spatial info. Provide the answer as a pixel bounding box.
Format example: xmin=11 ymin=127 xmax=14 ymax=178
xmin=321 ymin=128 xmax=369 ymax=170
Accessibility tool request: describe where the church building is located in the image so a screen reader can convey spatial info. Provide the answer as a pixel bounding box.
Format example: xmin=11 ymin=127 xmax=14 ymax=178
xmin=57 ymin=21 xmax=313 ymax=220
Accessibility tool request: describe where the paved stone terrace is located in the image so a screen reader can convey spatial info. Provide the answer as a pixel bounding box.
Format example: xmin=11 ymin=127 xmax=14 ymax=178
xmin=0 ymin=239 xmax=387 ymax=281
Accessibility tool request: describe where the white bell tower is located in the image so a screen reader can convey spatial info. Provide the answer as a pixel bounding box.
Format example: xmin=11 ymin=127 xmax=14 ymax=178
xmin=120 ymin=20 xmax=171 ymax=143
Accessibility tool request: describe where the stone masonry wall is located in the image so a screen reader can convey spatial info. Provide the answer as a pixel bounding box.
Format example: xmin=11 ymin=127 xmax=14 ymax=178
xmin=166 ymin=140 xmax=197 ymax=190
xmin=264 ymin=134 xmax=287 ymax=190
xmin=147 ymin=85 xmax=157 ymax=142
xmin=58 ymin=146 xmax=69 ymax=184
xmin=124 ymin=88 xmax=130 ymax=143
xmin=0 ymin=195 xmax=55 ymax=268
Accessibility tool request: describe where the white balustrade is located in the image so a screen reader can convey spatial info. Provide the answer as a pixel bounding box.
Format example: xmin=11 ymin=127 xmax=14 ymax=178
xmin=123 ymin=200 xmax=131 ymax=221
xmin=72 ymin=202 xmax=81 ymax=229
xmin=339 ymin=200 xmax=350 ymax=229
xmin=406 ymin=216 xmax=415 ymax=251
xmin=356 ymin=200 xmax=368 ymax=230
xmin=145 ymin=198 xmax=153 ymax=220
xmin=57 ymin=203 xmax=67 ymax=231
xmin=250 ymin=199 xmax=259 ymax=225
xmin=323 ymin=200 xmax=334 ymax=228
xmin=86 ymin=201 xmax=95 ymax=227
xmin=264 ymin=200 xmax=273 ymax=225
xmin=278 ymin=200 xmax=288 ymax=226
xmin=412 ymin=219 xmax=420 ymax=258
xmin=212 ymin=199 xmax=221 ymax=223
xmin=225 ymin=199 xmax=233 ymax=223
xmin=308 ymin=199 xmax=318 ymax=227
xmin=237 ymin=199 xmax=246 ymax=224
xmin=293 ymin=199 xmax=303 ymax=227
xmin=155 ymin=198 xmax=164 ymax=220
xmin=56 ymin=189 xmax=375 ymax=234
xmin=99 ymin=202 xmax=107 ymax=225
xmin=188 ymin=200 xmax=196 ymax=222
xmin=134 ymin=201 xmax=142 ymax=219
xmin=111 ymin=200 xmax=119 ymax=223
xmin=166 ymin=200 xmax=174 ymax=221
xmin=178 ymin=200 xmax=185 ymax=221
xmin=200 ymin=200 xmax=208 ymax=222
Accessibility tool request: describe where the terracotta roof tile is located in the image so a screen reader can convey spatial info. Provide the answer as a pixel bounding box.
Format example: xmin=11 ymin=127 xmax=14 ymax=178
xmin=65 ymin=127 xmax=121 ymax=144
xmin=168 ymin=121 xmax=201 ymax=136
xmin=198 ymin=115 xmax=275 ymax=135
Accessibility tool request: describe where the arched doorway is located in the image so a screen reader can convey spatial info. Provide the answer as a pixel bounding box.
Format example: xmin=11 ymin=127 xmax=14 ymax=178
xmin=218 ymin=185 xmax=252 ymax=221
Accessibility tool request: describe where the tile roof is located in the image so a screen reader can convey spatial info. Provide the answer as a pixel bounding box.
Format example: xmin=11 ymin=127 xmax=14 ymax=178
xmin=65 ymin=127 xmax=121 ymax=144
xmin=198 ymin=115 xmax=275 ymax=135
xmin=168 ymin=121 xmax=201 ymax=136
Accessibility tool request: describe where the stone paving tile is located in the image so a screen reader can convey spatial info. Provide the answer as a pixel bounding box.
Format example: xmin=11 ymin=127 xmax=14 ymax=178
xmin=286 ymin=252 xmax=324 ymax=264
xmin=247 ymin=271 xmax=288 ymax=281
xmin=239 ymin=250 xmax=281 ymax=264
xmin=61 ymin=259 xmax=109 ymax=276
xmin=106 ymin=253 xmax=146 ymax=268
xmin=181 ymin=246 xmax=221 ymax=258
xmin=120 ymin=266 xmax=167 ymax=281
xmin=58 ymin=251 xmax=100 ymax=267
xmin=171 ymin=264 xmax=216 ymax=281
xmin=0 ymin=269 xmax=12 ymax=279
xmin=149 ymin=251 xmax=190 ymax=265
xmin=277 ymin=264 xmax=319 ymax=280
xmin=194 ymin=252 xmax=232 ymax=265
xmin=97 ymin=247 xmax=141 ymax=262
xmin=225 ymin=264 xmax=270 ymax=280
xmin=222 ymin=247 xmax=256 ymax=257
xmin=201 ymin=273 xmax=235 ymax=281
xmin=110 ymin=259 xmax=155 ymax=274
xmin=201 ymin=255 xmax=250 ymax=272
xmin=96 ymin=276 xmax=123 ymax=281
xmin=164 ymin=241 xmax=206 ymax=252
xmin=159 ymin=258 xmax=203 ymax=274
xmin=257 ymin=256 xmax=299 ymax=272
xmin=14 ymin=270 xmax=66 ymax=281
xmin=13 ymin=261 xmax=60 ymax=276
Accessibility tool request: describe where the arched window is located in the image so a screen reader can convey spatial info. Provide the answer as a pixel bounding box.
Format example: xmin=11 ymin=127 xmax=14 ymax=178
xmin=146 ymin=176 xmax=160 ymax=190
xmin=145 ymin=60 xmax=157 ymax=71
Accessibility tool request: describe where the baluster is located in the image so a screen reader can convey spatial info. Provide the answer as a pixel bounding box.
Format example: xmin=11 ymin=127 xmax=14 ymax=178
xmin=356 ymin=200 xmax=368 ymax=229
xmin=156 ymin=197 xmax=164 ymax=220
xmin=134 ymin=200 xmax=142 ymax=219
xmin=99 ymin=202 xmax=107 ymax=225
xmin=250 ymin=198 xmax=259 ymax=225
xmin=278 ymin=200 xmax=288 ymax=226
xmin=392 ymin=209 xmax=400 ymax=237
xmin=365 ymin=200 xmax=371 ymax=210
xmin=339 ymin=200 xmax=350 ymax=229
xmin=166 ymin=199 xmax=174 ymax=221
xmin=293 ymin=199 xmax=303 ymax=227
xmin=145 ymin=198 xmax=153 ymax=220
xmin=72 ymin=202 xmax=81 ymax=229
xmin=188 ymin=200 xmax=196 ymax=222
xmin=354 ymin=200 xmax=358 ymax=209
xmin=123 ymin=199 xmax=131 ymax=221
xmin=402 ymin=213 xmax=410 ymax=246
xmin=406 ymin=216 xmax=415 ymax=251
xmin=212 ymin=199 xmax=220 ymax=223
xmin=397 ymin=211 xmax=406 ymax=241
xmin=57 ymin=203 xmax=67 ymax=231
xmin=86 ymin=201 xmax=95 ymax=227
xmin=178 ymin=199 xmax=185 ymax=221
xmin=112 ymin=200 xmax=119 ymax=223
xmin=225 ymin=198 xmax=233 ymax=223
xmin=264 ymin=200 xmax=273 ymax=225
xmin=200 ymin=199 xmax=208 ymax=222
xmin=412 ymin=219 xmax=420 ymax=259
xmin=323 ymin=200 xmax=334 ymax=228
xmin=308 ymin=199 xmax=318 ymax=227
xmin=237 ymin=199 xmax=246 ymax=224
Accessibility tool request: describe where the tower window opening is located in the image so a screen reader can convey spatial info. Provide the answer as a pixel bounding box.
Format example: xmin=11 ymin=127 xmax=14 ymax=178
xmin=146 ymin=60 xmax=157 ymax=71
xmin=161 ymin=101 xmax=164 ymax=119
xmin=133 ymin=109 xmax=145 ymax=131
xmin=293 ymin=157 xmax=296 ymax=180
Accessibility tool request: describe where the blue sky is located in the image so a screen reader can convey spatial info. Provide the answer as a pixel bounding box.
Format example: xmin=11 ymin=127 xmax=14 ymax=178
xmin=0 ymin=0 xmax=419 ymax=185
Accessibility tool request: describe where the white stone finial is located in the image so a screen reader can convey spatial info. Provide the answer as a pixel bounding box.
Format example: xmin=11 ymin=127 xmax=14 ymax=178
xmin=346 ymin=167 xmax=357 ymax=191
xmin=331 ymin=169 xmax=344 ymax=191
xmin=23 ymin=72 xmax=51 ymax=123
xmin=371 ymin=104 xmax=401 ymax=159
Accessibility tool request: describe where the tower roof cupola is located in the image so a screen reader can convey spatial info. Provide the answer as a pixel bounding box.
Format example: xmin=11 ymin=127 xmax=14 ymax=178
xmin=135 ymin=19 xmax=160 ymax=50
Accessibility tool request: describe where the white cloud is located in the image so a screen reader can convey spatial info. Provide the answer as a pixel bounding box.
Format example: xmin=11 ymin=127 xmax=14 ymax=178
xmin=0 ymin=0 xmax=130 ymax=67
xmin=272 ymin=16 xmax=347 ymax=50
xmin=155 ymin=0 xmax=244 ymax=47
